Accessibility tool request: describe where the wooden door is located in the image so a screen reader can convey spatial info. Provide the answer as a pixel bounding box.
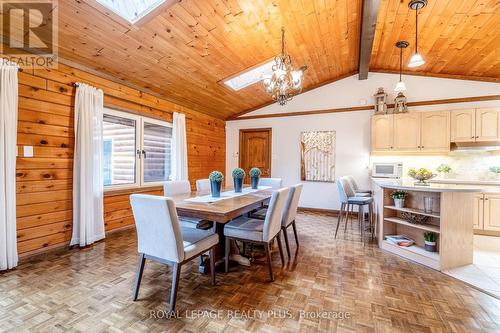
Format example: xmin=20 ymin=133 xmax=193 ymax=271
xmin=239 ymin=128 xmax=272 ymax=182
xmin=473 ymin=193 xmax=484 ymax=230
xmin=371 ymin=115 xmax=393 ymax=151
xmin=420 ymin=111 xmax=450 ymax=152
xmin=451 ymin=109 xmax=475 ymax=142
xmin=475 ymin=108 xmax=499 ymax=142
xmin=393 ymin=113 xmax=421 ymax=151
xmin=484 ymin=194 xmax=500 ymax=232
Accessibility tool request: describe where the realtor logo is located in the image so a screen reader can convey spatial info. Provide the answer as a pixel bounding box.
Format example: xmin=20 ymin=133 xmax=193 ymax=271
xmin=0 ymin=0 xmax=58 ymax=68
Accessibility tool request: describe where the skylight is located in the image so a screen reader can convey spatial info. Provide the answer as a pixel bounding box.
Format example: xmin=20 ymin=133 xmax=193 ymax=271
xmin=223 ymin=60 xmax=275 ymax=91
xmin=96 ymin=0 xmax=166 ymax=24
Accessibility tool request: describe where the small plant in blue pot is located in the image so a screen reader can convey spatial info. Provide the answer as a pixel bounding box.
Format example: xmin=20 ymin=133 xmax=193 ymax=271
xmin=249 ymin=167 xmax=262 ymax=189
xmin=232 ymin=168 xmax=245 ymax=193
xmin=209 ymin=171 xmax=224 ymax=197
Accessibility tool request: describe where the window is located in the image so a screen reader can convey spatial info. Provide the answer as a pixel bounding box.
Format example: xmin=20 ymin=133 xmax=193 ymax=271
xmin=103 ymin=108 xmax=172 ymax=190
xmin=223 ymin=60 xmax=275 ymax=91
xmin=96 ymin=0 xmax=167 ymax=24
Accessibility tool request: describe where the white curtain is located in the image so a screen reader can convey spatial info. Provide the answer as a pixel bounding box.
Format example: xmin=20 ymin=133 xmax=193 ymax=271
xmin=171 ymin=112 xmax=188 ymax=181
xmin=0 ymin=61 xmax=19 ymax=270
xmin=71 ymin=83 xmax=105 ymax=247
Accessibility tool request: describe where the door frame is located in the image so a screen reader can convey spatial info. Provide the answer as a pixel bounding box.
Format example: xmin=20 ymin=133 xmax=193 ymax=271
xmin=238 ymin=128 xmax=272 ymax=176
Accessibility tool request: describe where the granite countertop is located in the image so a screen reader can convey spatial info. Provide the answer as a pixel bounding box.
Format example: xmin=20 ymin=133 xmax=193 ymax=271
xmin=372 ymin=178 xmax=500 ymax=193
xmin=430 ymin=178 xmax=500 ymax=186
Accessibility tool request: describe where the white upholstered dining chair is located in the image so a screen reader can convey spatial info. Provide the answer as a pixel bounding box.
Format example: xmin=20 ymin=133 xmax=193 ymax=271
xmin=195 ymin=178 xmax=211 ymax=192
xmin=224 ymin=187 xmax=290 ymax=281
xmin=259 ymin=178 xmax=283 ymax=189
xmin=164 ymin=180 xmax=201 ymax=228
xmin=130 ymin=194 xmax=218 ymax=314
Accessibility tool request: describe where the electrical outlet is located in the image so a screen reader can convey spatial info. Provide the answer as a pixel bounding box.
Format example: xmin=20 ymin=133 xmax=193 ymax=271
xmin=23 ymin=146 xmax=34 ymax=157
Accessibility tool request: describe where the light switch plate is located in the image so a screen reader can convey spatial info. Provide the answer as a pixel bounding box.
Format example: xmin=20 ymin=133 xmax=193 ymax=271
xmin=23 ymin=146 xmax=34 ymax=157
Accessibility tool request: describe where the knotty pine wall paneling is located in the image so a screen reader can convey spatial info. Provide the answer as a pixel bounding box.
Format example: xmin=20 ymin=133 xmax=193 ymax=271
xmin=16 ymin=64 xmax=225 ymax=257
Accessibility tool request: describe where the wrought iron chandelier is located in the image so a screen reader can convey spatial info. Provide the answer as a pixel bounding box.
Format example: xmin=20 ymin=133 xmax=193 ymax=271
xmin=262 ymin=28 xmax=307 ymax=106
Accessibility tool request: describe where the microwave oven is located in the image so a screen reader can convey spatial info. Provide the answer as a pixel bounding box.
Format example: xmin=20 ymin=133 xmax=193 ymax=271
xmin=372 ymin=162 xmax=403 ymax=178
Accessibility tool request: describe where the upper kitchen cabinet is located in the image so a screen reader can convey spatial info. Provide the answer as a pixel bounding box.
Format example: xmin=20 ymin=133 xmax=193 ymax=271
xmin=393 ymin=113 xmax=420 ymax=151
xmin=451 ymin=108 xmax=499 ymax=142
xmin=371 ymin=111 xmax=450 ymax=153
xmin=371 ymin=114 xmax=394 ymax=151
xmin=475 ymin=108 xmax=499 ymax=142
xmin=420 ymin=111 xmax=451 ymax=152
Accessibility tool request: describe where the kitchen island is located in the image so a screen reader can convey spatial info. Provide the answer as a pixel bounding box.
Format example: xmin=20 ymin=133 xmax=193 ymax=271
xmin=372 ymin=178 xmax=495 ymax=271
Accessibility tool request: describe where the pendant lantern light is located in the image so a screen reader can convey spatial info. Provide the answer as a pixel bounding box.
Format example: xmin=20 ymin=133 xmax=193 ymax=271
xmin=408 ymin=0 xmax=427 ymax=68
xmin=395 ymin=41 xmax=409 ymax=92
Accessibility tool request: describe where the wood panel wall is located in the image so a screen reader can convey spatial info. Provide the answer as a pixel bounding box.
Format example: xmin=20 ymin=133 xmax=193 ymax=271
xmin=16 ymin=63 xmax=226 ymax=257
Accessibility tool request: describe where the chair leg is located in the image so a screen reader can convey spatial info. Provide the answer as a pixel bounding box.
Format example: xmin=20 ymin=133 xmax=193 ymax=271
xmin=209 ymin=247 xmax=216 ymax=286
xmin=224 ymin=237 xmax=230 ymax=273
xmin=344 ymin=204 xmax=350 ymax=233
xmin=335 ymin=203 xmax=345 ymax=238
xmin=132 ymin=253 xmax=146 ymax=301
xmin=358 ymin=205 xmax=365 ymax=246
xmin=168 ymin=263 xmax=181 ymax=314
xmin=276 ymin=234 xmax=285 ymax=265
xmin=292 ymin=221 xmax=299 ymax=246
xmin=369 ymin=202 xmax=374 ymax=241
xmin=264 ymin=243 xmax=274 ymax=281
xmin=282 ymin=227 xmax=291 ymax=258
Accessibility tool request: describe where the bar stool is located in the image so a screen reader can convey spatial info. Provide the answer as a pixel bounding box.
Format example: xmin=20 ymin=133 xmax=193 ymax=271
xmin=335 ymin=177 xmax=374 ymax=244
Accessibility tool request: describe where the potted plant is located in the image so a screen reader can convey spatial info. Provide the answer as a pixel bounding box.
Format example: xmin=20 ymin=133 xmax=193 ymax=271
xmin=209 ymin=171 xmax=224 ymax=197
xmin=249 ymin=167 xmax=262 ymax=189
xmin=232 ymin=168 xmax=245 ymax=193
xmin=436 ymin=164 xmax=452 ymax=179
xmin=391 ymin=190 xmax=408 ymax=208
xmin=423 ymin=232 xmax=437 ymax=252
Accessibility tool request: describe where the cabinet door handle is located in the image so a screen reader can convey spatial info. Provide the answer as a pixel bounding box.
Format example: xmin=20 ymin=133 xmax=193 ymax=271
xmin=485 ymin=198 xmax=489 ymax=200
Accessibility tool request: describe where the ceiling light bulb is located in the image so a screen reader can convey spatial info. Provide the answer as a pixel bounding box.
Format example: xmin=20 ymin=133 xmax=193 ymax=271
xmin=408 ymin=53 xmax=425 ymax=68
xmin=394 ymin=81 xmax=407 ymax=92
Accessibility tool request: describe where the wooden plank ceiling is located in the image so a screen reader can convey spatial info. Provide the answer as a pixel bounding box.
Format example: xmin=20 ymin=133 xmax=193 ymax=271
xmin=371 ymin=0 xmax=500 ymax=82
xmin=53 ymin=0 xmax=362 ymax=120
xmin=22 ymin=0 xmax=500 ymax=119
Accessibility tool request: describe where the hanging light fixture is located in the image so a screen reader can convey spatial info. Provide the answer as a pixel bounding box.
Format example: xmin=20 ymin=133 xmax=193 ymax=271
xmin=262 ymin=28 xmax=307 ymax=106
xmin=408 ymin=0 xmax=427 ymax=68
xmin=395 ymin=40 xmax=409 ymax=92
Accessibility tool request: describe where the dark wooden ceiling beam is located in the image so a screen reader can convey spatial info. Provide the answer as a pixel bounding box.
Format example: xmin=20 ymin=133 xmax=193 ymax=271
xmin=358 ymin=0 xmax=381 ymax=80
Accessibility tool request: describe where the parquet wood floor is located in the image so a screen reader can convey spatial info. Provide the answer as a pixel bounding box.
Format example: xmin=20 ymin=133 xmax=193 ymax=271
xmin=1 ymin=212 xmax=500 ymax=332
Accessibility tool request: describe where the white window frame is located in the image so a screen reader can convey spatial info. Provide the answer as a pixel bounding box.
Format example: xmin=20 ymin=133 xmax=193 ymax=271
xmin=103 ymin=107 xmax=173 ymax=191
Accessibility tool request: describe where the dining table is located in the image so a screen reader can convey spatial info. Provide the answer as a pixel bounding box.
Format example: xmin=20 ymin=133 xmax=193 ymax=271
xmin=167 ymin=185 xmax=275 ymax=273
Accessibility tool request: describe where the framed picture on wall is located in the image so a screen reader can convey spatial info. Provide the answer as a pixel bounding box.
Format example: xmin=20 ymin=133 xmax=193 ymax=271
xmin=300 ymin=131 xmax=336 ymax=182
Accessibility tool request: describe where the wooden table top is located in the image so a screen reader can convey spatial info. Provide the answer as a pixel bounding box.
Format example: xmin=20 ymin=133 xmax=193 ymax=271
xmin=169 ymin=187 xmax=274 ymax=223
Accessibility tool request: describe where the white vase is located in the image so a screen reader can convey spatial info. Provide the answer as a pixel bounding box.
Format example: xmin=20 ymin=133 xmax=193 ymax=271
xmin=394 ymin=198 xmax=405 ymax=208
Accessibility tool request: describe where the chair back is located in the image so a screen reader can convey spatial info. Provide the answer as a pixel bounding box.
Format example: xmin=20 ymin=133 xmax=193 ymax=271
xmin=259 ymin=178 xmax=282 ymax=189
xmin=336 ymin=178 xmax=348 ymax=203
xmin=130 ymin=194 xmax=184 ymax=263
xmin=196 ymin=179 xmax=211 ymax=192
xmin=282 ymin=184 xmax=303 ymax=227
xmin=164 ymin=180 xmax=191 ymax=196
xmin=262 ymin=187 xmax=290 ymax=241
xmin=339 ymin=177 xmax=355 ymax=197
xmin=346 ymin=175 xmax=360 ymax=192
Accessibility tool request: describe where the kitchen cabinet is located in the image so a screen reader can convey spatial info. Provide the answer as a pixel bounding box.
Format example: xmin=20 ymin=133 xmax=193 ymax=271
xmin=476 ymin=108 xmax=499 ymax=141
xmin=420 ymin=111 xmax=451 ymax=151
xmin=371 ymin=114 xmax=393 ymax=151
xmin=393 ymin=113 xmax=420 ymax=151
xmin=371 ymin=111 xmax=450 ymax=153
xmin=451 ymin=108 xmax=499 ymax=142
xmin=473 ymin=193 xmax=500 ymax=232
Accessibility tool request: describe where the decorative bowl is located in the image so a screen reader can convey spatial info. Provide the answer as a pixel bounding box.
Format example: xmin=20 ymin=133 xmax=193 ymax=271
xmin=408 ymin=168 xmax=436 ymax=186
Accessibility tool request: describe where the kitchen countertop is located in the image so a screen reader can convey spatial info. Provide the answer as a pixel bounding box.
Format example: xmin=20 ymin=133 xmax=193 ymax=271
xmin=372 ymin=178 xmax=500 ymax=193
xmin=430 ymin=178 xmax=500 ymax=186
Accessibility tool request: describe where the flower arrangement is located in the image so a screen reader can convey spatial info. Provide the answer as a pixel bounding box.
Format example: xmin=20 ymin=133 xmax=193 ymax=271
xmin=232 ymin=168 xmax=246 ymax=179
xmin=209 ymin=171 xmax=224 ymax=182
xmin=408 ymin=167 xmax=436 ymax=185
xmin=436 ymin=164 xmax=452 ymax=174
xmin=249 ymin=167 xmax=262 ymax=178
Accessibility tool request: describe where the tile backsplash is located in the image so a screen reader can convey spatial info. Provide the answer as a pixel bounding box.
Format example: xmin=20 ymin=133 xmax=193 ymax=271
xmin=370 ymin=151 xmax=500 ymax=180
